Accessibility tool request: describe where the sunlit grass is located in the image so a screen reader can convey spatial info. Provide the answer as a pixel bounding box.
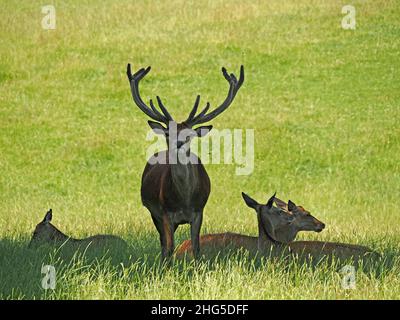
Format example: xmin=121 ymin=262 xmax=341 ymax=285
xmin=0 ymin=0 xmax=399 ymax=299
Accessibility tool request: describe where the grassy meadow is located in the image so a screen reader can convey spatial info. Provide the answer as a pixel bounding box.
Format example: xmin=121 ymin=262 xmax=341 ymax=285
xmin=0 ymin=0 xmax=399 ymax=299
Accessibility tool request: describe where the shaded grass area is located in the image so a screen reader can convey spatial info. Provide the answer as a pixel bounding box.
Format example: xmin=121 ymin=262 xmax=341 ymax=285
xmin=0 ymin=0 xmax=399 ymax=299
xmin=1 ymin=236 xmax=399 ymax=299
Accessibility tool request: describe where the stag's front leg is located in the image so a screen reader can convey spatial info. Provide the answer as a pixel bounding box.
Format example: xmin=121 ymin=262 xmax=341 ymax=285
xmin=150 ymin=214 xmax=168 ymax=262
xmin=190 ymin=212 xmax=203 ymax=259
xmin=161 ymin=214 xmax=175 ymax=261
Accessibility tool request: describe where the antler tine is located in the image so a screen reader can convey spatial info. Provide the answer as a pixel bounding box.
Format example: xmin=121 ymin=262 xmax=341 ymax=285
xmin=149 ymin=99 xmax=166 ymax=119
xmin=188 ymin=65 xmax=244 ymax=126
xmin=186 ymin=95 xmax=200 ymax=123
xmin=126 ymin=63 xmax=171 ymax=124
xmin=191 ymin=102 xmax=210 ymax=123
xmin=156 ymin=96 xmax=173 ymax=122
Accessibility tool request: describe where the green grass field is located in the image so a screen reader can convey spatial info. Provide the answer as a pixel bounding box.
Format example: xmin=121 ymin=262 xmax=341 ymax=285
xmin=0 ymin=0 xmax=399 ymax=299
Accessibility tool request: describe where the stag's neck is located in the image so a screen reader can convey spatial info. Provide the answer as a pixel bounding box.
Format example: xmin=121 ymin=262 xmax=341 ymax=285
xmin=171 ymin=162 xmax=198 ymax=200
xmin=170 ymin=151 xmax=199 ymax=200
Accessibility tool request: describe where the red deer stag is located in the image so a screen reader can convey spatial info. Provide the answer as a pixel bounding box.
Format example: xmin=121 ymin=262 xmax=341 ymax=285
xmin=127 ymin=64 xmax=244 ymax=260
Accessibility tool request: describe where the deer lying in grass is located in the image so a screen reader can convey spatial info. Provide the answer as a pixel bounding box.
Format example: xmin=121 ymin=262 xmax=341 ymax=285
xmin=176 ymin=193 xmax=377 ymax=261
xmin=175 ymin=192 xmax=323 ymax=257
xmin=29 ymin=209 xmax=127 ymax=249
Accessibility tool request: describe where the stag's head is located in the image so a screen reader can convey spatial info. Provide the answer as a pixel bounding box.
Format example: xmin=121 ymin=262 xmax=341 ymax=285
xmin=241 ymin=192 xmax=325 ymax=244
xmin=126 ymin=64 xmax=244 ymax=156
xmin=29 ymin=209 xmax=56 ymax=247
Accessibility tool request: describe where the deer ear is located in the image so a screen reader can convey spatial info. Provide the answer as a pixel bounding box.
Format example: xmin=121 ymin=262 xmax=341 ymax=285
xmin=242 ymin=192 xmax=259 ymax=210
xmin=43 ymin=209 xmax=52 ymax=223
xmin=288 ymin=200 xmax=297 ymax=212
xmin=148 ymin=121 xmax=167 ymax=135
xmin=194 ymin=125 xmax=212 ymax=137
xmin=266 ymin=192 xmax=277 ymax=209
xmin=274 ymin=197 xmax=287 ymax=210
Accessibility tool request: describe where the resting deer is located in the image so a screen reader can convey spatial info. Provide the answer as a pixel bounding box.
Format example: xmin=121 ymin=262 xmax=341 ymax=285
xmin=176 ymin=193 xmax=376 ymax=261
xmin=127 ymin=64 xmax=244 ymax=260
xmin=175 ymin=192 xmax=323 ymax=257
xmin=29 ymin=209 xmax=127 ymax=249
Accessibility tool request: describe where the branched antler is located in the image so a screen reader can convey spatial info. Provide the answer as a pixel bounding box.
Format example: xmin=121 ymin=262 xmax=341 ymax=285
xmin=185 ymin=65 xmax=244 ymax=126
xmin=127 ymin=64 xmax=173 ymax=124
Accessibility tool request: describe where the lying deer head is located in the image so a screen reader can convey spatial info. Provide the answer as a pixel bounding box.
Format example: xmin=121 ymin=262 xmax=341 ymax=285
xmin=30 ymin=209 xmax=54 ymax=246
xmin=274 ymin=197 xmax=325 ymax=233
xmin=29 ymin=209 xmax=67 ymax=247
xmin=241 ymin=192 xmax=325 ymax=244
xmin=127 ymin=64 xmax=244 ymax=158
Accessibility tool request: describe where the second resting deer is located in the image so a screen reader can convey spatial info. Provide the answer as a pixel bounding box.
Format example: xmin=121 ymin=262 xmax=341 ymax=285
xmin=29 ymin=209 xmax=127 ymax=250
